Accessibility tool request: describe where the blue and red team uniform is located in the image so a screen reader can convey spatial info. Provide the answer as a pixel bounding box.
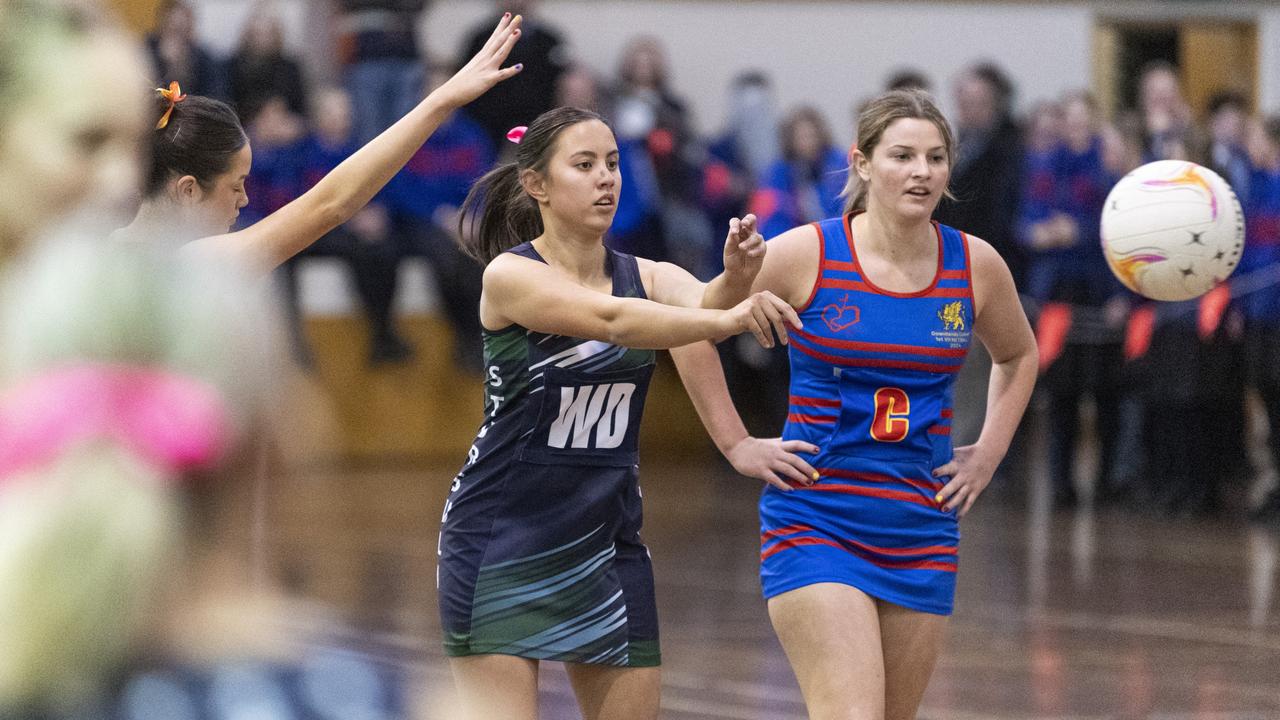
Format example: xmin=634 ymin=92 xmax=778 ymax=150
xmin=760 ymin=213 xmax=973 ymax=615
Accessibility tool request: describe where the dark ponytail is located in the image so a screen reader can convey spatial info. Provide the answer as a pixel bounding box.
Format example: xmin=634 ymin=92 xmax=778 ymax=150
xmin=145 ymin=92 xmax=247 ymax=197
xmin=458 ymin=106 xmax=611 ymax=265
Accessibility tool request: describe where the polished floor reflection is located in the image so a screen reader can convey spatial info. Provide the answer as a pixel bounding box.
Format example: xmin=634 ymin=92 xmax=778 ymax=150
xmin=261 ymin=458 xmax=1280 ymax=719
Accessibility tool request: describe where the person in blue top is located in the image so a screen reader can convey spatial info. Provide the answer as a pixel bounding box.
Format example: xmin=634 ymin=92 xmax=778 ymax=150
xmin=687 ymin=89 xmax=1037 ymax=719
xmin=383 ymin=64 xmax=497 ymax=370
xmin=1025 ymin=92 xmax=1130 ymax=509
xmin=1243 ymin=116 xmax=1280 ymax=519
xmin=439 ymin=105 xmax=816 ymax=720
xmin=750 ymin=105 xmax=848 ymax=241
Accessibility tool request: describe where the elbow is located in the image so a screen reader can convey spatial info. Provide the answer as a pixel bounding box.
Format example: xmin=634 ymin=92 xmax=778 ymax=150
xmin=1026 ymin=344 xmax=1040 ymax=373
xmin=599 ymin=299 xmax=631 ymax=346
xmin=320 ymin=198 xmax=355 ymax=232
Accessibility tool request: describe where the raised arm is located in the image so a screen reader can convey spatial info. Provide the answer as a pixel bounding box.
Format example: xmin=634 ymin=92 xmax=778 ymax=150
xmin=640 ymin=214 xmax=768 ymax=309
xmin=482 ymin=254 xmax=798 ymax=350
xmin=670 ymin=341 xmax=819 ymax=491
xmin=933 ymin=237 xmax=1038 ymax=516
xmin=195 ymin=15 xmax=524 ymax=273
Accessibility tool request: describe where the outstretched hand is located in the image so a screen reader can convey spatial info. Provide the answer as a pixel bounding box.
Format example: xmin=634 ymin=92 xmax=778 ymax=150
xmin=726 ymin=437 xmax=820 ymax=492
xmin=724 ymin=291 xmax=801 ymax=348
xmin=722 ymin=213 xmax=765 ymax=285
xmin=434 ymin=13 xmax=524 ymax=109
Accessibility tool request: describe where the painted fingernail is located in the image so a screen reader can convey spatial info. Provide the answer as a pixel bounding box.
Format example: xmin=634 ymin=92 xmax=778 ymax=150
xmin=934 ymin=494 xmax=943 ymax=503
xmin=811 ymin=471 xmax=820 ymax=481
xmin=504 ymin=12 xmax=511 ymax=17
xmin=514 ymin=63 xmax=524 ymax=70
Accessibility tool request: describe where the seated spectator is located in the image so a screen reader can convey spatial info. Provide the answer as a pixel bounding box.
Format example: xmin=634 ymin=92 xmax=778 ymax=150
xmin=703 ymin=71 xmax=777 ymax=274
xmin=750 ymin=105 xmax=846 ymax=240
xmin=146 ymin=0 xmax=227 ymax=100
xmin=275 ymin=88 xmax=412 ymax=366
xmin=227 ymin=4 xmax=307 ymax=126
xmin=383 ymin=64 xmax=496 ymax=372
xmin=612 ymin=35 xmax=709 ymax=268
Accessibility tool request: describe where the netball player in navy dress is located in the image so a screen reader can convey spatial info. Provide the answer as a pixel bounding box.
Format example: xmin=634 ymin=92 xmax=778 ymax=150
xmin=438 ymin=107 xmax=809 ymax=720
xmin=697 ymin=90 xmax=1038 ymax=718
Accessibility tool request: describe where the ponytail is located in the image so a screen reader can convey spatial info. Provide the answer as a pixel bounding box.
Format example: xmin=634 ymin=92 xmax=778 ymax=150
xmin=458 ymin=162 xmax=543 ymax=265
xmin=456 ymin=106 xmax=611 ymax=265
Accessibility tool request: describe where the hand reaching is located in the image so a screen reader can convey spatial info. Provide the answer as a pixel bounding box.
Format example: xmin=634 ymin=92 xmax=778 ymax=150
xmin=725 ymin=437 xmax=820 ymax=491
xmin=722 ymin=213 xmax=765 ymax=286
xmin=433 ymin=13 xmax=524 ymax=109
xmin=722 ymin=291 xmax=801 ymax=348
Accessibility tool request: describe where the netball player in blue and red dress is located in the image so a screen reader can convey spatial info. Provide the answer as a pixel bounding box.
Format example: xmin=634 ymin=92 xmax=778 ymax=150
xmin=439 ymin=106 xmax=815 ymax=720
xmin=698 ymin=89 xmax=1039 ymax=718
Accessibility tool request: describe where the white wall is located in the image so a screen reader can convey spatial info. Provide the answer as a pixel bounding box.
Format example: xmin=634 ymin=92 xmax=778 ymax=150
xmin=1260 ymin=8 xmax=1280 ymax=114
xmin=421 ymin=1 xmax=1094 ymax=141
xmin=192 ymin=1 xmax=1280 ymax=132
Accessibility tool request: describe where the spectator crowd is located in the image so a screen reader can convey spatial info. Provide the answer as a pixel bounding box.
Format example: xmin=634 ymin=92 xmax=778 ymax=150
xmin=157 ymin=0 xmax=1280 ymax=520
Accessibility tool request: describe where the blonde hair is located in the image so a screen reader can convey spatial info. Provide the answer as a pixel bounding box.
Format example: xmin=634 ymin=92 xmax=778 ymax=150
xmin=0 ymin=235 xmax=275 ymax=712
xmin=841 ymin=89 xmax=957 ymax=214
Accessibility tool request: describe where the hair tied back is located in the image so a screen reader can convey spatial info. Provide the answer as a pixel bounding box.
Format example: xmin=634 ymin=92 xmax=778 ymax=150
xmin=155 ymin=81 xmax=187 ymax=130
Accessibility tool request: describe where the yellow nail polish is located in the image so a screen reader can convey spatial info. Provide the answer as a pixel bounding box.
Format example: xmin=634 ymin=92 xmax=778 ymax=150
xmin=811 ymin=471 xmax=820 ymax=481
xmin=934 ymin=494 xmax=942 ymax=503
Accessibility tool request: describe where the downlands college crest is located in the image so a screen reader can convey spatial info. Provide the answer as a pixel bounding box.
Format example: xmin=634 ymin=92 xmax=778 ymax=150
xmin=931 ymin=301 xmax=970 ymax=348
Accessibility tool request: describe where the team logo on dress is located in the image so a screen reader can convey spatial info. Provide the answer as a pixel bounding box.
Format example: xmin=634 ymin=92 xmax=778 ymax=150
xmin=821 ymin=294 xmax=861 ymax=332
xmin=931 ymin=301 xmax=971 ymax=348
xmin=548 ymin=382 xmax=635 ymax=449
xmin=937 ymin=302 xmax=966 ymax=331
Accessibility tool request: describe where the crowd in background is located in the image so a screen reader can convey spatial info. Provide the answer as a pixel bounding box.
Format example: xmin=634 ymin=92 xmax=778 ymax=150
xmin=152 ymin=0 xmax=1280 ymax=519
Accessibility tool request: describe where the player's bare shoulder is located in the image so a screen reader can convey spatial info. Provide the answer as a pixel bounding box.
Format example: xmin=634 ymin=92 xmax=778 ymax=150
xmin=758 ymin=222 xmax=822 ymax=305
xmin=961 ymin=233 xmax=1017 ymax=315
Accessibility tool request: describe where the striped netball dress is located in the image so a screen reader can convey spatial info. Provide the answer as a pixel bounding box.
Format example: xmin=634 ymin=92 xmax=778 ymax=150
xmin=437 ymin=242 xmax=661 ymax=667
xmin=760 ymin=213 xmax=973 ymax=615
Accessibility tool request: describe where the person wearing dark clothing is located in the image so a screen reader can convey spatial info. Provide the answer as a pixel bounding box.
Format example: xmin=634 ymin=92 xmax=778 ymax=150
xmin=146 ymin=0 xmax=228 ymax=100
xmin=459 ymin=1 xmax=567 ymax=150
xmin=258 ymin=89 xmax=412 ymax=366
xmin=384 ymin=73 xmax=496 ymax=372
xmin=227 ymin=9 xmax=307 ymax=126
xmin=934 ymin=62 xmax=1024 ymax=286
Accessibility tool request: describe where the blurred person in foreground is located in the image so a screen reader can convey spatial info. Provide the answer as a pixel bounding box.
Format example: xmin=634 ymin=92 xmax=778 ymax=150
xmin=0 ymin=0 xmax=148 ymax=264
xmin=0 ymin=3 xmax=275 ymax=714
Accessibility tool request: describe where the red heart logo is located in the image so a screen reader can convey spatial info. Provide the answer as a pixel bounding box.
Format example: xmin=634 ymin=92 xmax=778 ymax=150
xmin=822 ymin=295 xmax=860 ymax=332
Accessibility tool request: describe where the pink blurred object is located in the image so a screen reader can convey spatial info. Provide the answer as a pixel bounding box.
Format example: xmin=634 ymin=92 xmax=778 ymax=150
xmin=506 ymin=125 xmax=528 ymax=144
xmin=0 ymin=364 xmax=232 ymax=483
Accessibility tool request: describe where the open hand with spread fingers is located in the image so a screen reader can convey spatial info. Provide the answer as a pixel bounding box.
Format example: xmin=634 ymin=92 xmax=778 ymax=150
xmin=434 ymin=13 xmax=525 ymax=109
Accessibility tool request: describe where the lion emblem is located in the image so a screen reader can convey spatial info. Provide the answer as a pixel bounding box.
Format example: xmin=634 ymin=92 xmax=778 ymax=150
xmin=938 ymin=301 xmax=965 ymax=331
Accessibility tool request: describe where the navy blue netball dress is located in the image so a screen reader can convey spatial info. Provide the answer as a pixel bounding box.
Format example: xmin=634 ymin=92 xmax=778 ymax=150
xmin=437 ymin=242 xmax=660 ymax=666
xmin=760 ymin=214 xmax=974 ymax=615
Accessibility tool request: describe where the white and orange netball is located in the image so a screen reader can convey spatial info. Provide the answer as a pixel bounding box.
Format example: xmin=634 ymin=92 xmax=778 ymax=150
xmin=1100 ymin=160 xmax=1244 ymax=301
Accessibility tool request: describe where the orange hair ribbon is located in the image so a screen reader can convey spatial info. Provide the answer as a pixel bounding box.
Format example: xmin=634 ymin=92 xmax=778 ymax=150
xmin=155 ymin=81 xmax=187 ymax=130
